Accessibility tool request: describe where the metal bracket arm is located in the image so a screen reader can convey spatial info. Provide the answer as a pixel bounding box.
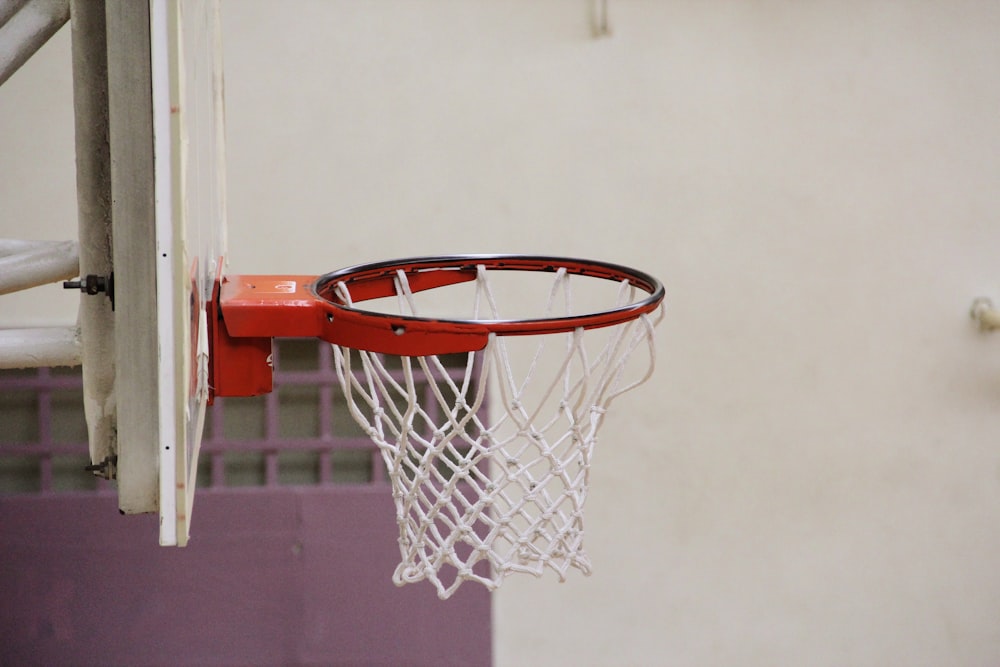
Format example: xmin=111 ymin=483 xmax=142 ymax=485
xmin=211 ymin=273 xmax=492 ymax=403
xmin=209 ymin=272 xmax=489 ymax=401
xmin=207 ymin=275 xmax=317 ymax=402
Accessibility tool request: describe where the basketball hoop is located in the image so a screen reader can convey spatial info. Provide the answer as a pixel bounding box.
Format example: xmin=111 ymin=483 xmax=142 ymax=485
xmin=210 ymin=254 xmax=663 ymax=598
xmin=311 ymin=255 xmax=663 ymax=355
xmin=319 ymin=255 xmax=664 ymax=598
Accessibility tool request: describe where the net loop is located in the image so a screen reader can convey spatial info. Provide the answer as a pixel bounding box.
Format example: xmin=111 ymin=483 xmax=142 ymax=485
xmin=331 ymin=259 xmax=663 ymax=599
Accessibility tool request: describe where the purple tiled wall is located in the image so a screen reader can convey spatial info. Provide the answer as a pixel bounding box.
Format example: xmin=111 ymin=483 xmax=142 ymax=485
xmin=0 ymin=341 xmax=492 ymax=666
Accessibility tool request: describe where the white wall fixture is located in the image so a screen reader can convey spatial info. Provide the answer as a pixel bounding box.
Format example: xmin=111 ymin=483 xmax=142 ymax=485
xmin=970 ymin=297 xmax=1000 ymax=331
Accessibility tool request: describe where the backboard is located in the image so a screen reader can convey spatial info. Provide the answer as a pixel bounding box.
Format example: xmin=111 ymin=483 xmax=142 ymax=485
xmin=150 ymin=0 xmax=227 ymax=546
xmin=101 ymin=0 xmax=226 ymax=546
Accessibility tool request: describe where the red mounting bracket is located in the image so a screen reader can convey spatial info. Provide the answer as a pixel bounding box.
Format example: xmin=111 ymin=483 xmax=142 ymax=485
xmin=208 ymin=275 xmax=323 ymax=402
xmin=206 ymin=255 xmax=664 ymax=403
xmin=207 ymin=271 xmax=485 ymax=402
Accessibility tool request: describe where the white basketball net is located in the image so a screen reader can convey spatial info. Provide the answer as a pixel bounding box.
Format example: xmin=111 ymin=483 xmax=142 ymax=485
xmin=332 ymin=264 xmax=662 ymax=599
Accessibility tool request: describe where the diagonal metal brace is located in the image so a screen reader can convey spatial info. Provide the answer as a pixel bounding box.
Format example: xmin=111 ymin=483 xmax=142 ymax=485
xmin=0 ymin=0 xmax=69 ymax=87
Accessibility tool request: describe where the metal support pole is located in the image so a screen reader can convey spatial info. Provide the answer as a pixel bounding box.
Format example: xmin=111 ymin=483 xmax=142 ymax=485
xmin=0 ymin=1 xmax=29 ymax=29
xmin=0 ymin=326 xmax=81 ymax=368
xmin=70 ymin=0 xmax=116 ymax=471
xmin=0 ymin=0 xmax=69 ymax=87
xmin=0 ymin=239 xmax=79 ymax=294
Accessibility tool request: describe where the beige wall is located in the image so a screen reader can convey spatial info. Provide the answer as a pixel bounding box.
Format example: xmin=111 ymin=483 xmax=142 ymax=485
xmin=4 ymin=1 xmax=1000 ymax=664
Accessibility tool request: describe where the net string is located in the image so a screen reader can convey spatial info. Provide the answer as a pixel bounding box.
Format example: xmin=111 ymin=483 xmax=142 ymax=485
xmin=331 ymin=263 xmax=661 ymax=599
xmin=333 ymin=278 xmax=498 ymax=590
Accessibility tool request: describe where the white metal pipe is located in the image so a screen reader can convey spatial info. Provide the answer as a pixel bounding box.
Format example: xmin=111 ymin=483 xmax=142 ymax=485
xmin=0 ymin=238 xmax=79 ymax=294
xmin=0 ymin=326 xmax=81 ymax=368
xmin=0 ymin=238 xmax=57 ymax=254
xmin=0 ymin=0 xmax=69 ymax=87
xmin=71 ymin=0 xmax=117 ymax=491
xmin=0 ymin=1 xmax=29 ymax=31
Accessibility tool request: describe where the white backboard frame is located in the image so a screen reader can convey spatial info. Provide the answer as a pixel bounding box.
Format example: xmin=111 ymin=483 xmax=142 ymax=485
xmin=149 ymin=0 xmax=227 ymax=546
